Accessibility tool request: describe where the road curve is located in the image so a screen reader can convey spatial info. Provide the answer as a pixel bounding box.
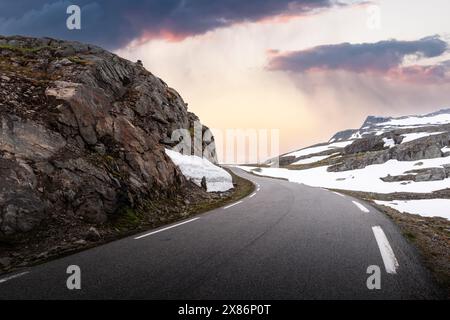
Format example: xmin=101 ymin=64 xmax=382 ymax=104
xmin=0 ymin=168 xmax=443 ymax=299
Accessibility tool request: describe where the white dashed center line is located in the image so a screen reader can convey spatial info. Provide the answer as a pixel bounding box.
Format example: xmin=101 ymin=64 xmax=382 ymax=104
xmin=372 ymin=226 xmax=399 ymax=274
xmin=0 ymin=271 xmax=29 ymax=284
xmin=352 ymin=200 xmax=370 ymax=213
xmin=134 ymin=217 xmax=199 ymax=240
xmin=223 ymin=200 xmax=243 ymax=209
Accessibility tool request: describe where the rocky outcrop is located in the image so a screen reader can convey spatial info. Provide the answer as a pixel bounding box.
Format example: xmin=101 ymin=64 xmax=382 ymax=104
xmin=360 ymin=115 xmax=390 ymax=127
xmin=329 ymin=129 xmax=357 ymax=142
xmin=381 ymin=166 xmax=449 ymax=183
xmin=410 ymin=168 xmax=448 ymax=182
xmin=328 ymin=132 xmax=450 ymax=172
xmin=343 ymin=136 xmax=385 ymax=155
xmin=0 ymin=35 xmax=216 ymax=239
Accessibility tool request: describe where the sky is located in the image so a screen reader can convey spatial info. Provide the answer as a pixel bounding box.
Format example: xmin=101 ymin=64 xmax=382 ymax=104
xmin=1 ymin=0 xmax=450 ymax=155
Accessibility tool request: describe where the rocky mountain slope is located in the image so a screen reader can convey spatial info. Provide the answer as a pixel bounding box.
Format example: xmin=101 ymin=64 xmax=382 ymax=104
xmin=278 ymin=108 xmax=450 ymax=172
xmin=0 ymin=35 xmax=228 ymax=270
xmin=249 ymin=109 xmax=450 ymax=219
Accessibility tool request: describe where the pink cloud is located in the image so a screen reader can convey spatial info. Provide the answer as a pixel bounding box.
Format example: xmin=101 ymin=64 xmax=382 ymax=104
xmin=267 ymin=36 xmax=450 ymax=84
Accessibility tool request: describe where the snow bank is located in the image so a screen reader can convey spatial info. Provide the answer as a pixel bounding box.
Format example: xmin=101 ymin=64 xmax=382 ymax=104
xmin=285 ymin=141 xmax=353 ymax=158
xmin=238 ymin=156 xmax=450 ymax=194
xmin=375 ymin=199 xmax=450 ymax=220
xmin=165 ymin=149 xmax=233 ymax=192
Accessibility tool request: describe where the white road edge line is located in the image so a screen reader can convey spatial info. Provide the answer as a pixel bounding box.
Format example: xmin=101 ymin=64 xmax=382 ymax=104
xmin=134 ymin=218 xmax=199 ymax=240
xmin=372 ymin=226 xmax=399 ymax=274
xmin=352 ymin=200 xmax=370 ymax=213
xmin=257 ymin=187 xmax=260 ymax=191
xmin=332 ymin=191 xmax=345 ymax=197
xmin=249 ymin=193 xmax=256 ymax=198
xmin=0 ymin=271 xmax=29 ymax=284
xmin=223 ymin=200 xmax=243 ymax=210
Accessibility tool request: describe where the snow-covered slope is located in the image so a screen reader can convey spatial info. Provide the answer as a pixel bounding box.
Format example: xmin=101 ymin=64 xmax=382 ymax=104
xmin=327 ymin=108 xmax=450 ymax=143
xmin=374 ymin=199 xmax=450 ymax=220
xmin=284 ymin=141 xmax=352 ymax=158
xmin=375 ymin=112 xmax=450 ymax=127
xmin=276 ymin=108 xmax=450 ymax=168
xmin=291 ymin=154 xmax=337 ymax=165
xmin=400 ymin=132 xmax=444 ymax=144
xmin=240 ymin=157 xmax=450 ymax=194
xmin=165 ymin=149 xmax=233 ymax=192
xmin=257 ymin=108 xmax=450 ymax=219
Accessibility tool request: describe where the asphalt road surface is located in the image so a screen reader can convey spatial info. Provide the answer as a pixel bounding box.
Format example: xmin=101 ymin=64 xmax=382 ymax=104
xmin=0 ymin=168 xmax=443 ymax=299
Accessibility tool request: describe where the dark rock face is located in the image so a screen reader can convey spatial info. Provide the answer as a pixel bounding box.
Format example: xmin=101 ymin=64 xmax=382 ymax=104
xmin=329 ymin=129 xmax=357 ymax=142
xmin=412 ymin=168 xmax=447 ymax=182
xmin=381 ymin=167 xmax=448 ymax=183
xmin=343 ymin=136 xmax=385 ymax=155
xmin=328 ymin=132 xmax=450 ymax=172
xmin=360 ymin=115 xmax=390 ymax=127
xmin=279 ymin=155 xmax=296 ymax=166
xmin=0 ymin=35 xmax=216 ymax=238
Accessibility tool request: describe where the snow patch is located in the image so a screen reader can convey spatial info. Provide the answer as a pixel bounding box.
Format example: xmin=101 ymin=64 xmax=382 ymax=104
xmin=376 ymin=113 xmax=450 ymax=127
xmin=165 ymin=149 xmax=233 ymax=192
xmin=350 ymin=132 xmax=362 ymax=140
xmin=401 ymin=132 xmax=444 ymax=144
xmin=291 ymin=154 xmax=337 ymax=165
xmin=382 ymin=138 xmax=395 ymax=148
xmin=285 ymin=141 xmax=353 ymax=158
xmin=375 ymin=199 xmax=450 ymax=220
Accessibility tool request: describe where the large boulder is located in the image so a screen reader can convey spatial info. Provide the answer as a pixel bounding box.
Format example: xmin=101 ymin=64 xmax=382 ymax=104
xmin=343 ymin=136 xmax=385 ymax=155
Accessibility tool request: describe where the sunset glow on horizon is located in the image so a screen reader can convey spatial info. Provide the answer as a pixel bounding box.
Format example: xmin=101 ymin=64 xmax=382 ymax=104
xmin=3 ymin=0 xmax=450 ymax=154
xmin=114 ymin=0 xmax=450 ymax=154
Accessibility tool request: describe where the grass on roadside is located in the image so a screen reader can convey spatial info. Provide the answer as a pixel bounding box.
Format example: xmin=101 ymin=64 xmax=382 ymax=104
xmin=372 ymin=202 xmax=449 ymax=297
xmin=0 ymin=169 xmax=256 ymax=275
xmin=331 ymin=188 xmax=450 ymax=297
xmin=186 ymin=168 xmax=255 ymax=216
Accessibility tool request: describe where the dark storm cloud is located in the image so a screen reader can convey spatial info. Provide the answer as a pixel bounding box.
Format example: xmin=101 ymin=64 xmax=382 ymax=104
xmin=0 ymin=0 xmax=347 ymax=49
xmin=267 ymin=36 xmax=449 ymax=75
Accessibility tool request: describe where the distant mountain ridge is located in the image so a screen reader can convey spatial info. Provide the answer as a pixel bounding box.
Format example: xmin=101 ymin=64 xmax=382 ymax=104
xmin=275 ymin=108 xmax=450 ymax=171
xmin=251 ymin=108 xmax=450 ymax=218
xmin=329 ymin=108 xmax=450 ymax=143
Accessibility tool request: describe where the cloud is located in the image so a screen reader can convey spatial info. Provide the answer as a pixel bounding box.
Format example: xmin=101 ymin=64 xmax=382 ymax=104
xmin=0 ymin=0 xmax=353 ymax=49
xmin=264 ymin=36 xmax=450 ymax=134
xmin=267 ymin=36 xmax=450 ymax=83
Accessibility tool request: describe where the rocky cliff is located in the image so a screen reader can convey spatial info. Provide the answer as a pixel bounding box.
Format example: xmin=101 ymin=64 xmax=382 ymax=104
xmin=0 ymin=35 xmax=217 ymax=247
